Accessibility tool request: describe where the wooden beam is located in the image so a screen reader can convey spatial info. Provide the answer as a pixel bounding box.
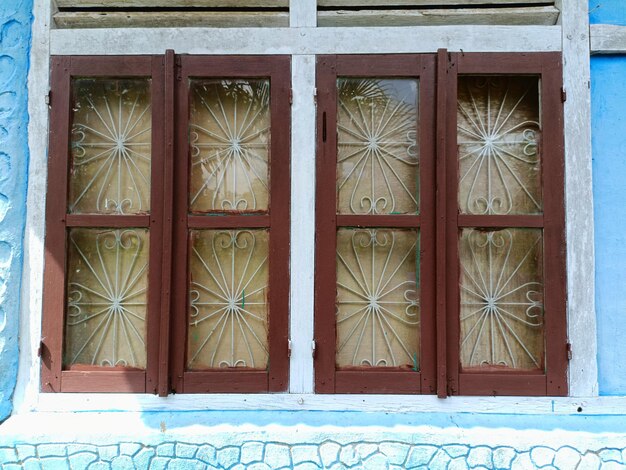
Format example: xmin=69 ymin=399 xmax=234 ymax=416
xmin=559 ymin=0 xmax=598 ymax=396
xmin=319 ymin=0 xmax=554 ymax=5
xmin=54 ymin=11 xmax=289 ymax=28
xmin=318 ymin=7 xmax=559 ymax=27
xmin=591 ymin=24 xmax=626 ymax=54
xmin=50 ymin=26 xmax=562 ymax=55
xmin=55 ymin=0 xmax=288 ymax=7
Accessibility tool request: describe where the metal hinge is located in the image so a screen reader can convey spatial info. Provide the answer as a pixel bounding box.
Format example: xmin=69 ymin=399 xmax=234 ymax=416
xmin=288 ymin=339 xmax=292 ymax=357
xmin=566 ymin=342 xmax=573 ymax=361
xmin=313 ymin=87 xmax=317 ymax=104
xmin=289 ymin=89 xmax=293 ymax=105
xmin=561 ymin=87 xmax=567 ymax=103
xmin=311 ymin=340 xmax=317 ymax=358
xmin=37 ymin=338 xmax=46 ymax=357
xmin=45 ymin=91 xmax=51 ymax=106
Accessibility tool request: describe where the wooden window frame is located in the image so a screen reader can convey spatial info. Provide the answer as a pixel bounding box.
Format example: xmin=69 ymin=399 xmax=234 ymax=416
xmin=170 ymin=56 xmax=291 ymax=394
xmin=315 ymin=54 xmax=437 ymax=394
xmin=40 ymin=54 xmax=291 ymax=394
xmin=314 ymin=51 xmax=568 ymax=396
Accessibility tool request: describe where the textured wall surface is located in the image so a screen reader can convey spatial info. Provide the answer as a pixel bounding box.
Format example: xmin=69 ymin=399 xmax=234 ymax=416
xmin=1 ymin=439 xmax=626 ymax=469
xmin=0 ymin=0 xmax=32 ymax=422
xmin=2 ymin=411 xmax=626 ymax=469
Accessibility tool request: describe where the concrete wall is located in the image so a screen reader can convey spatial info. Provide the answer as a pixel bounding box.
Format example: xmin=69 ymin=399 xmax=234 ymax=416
xmin=0 ymin=0 xmax=32 ymax=422
xmin=589 ymin=0 xmax=626 ymax=395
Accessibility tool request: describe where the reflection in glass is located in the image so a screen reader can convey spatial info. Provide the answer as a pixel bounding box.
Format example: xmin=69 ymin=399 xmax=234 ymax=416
xmin=69 ymin=79 xmax=152 ymax=215
xmin=189 ymin=80 xmax=270 ymax=213
xmin=65 ymin=228 xmax=149 ymax=368
xmin=459 ymin=228 xmax=544 ymax=371
xmin=458 ymin=76 xmax=542 ymax=215
xmin=336 ymin=229 xmax=420 ymax=368
xmin=337 ymin=78 xmax=419 ymax=215
xmin=188 ymin=229 xmax=269 ymax=369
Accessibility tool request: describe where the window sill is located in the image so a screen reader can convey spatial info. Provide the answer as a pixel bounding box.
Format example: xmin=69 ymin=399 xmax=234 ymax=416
xmin=28 ymin=393 xmax=624 ymax=415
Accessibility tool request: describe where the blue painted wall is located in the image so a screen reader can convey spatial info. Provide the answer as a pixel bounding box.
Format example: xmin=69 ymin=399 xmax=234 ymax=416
xmin=590 ymin=1 xmax=626 ymax=26
xmin=590 ymin=1 xmax=626 ymax=395
xmin=0 ymin=0 xmax=33 ymax=422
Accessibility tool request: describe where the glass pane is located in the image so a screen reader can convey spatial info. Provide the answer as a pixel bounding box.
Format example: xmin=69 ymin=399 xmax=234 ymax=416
xmin=459 ymin=228 xmax=544 ymax=371
xmin=188 ymin=229 xmax=269 ymax=369
xmin=458 ymin=76 xmax=542 ymax=215
xmin=69 ymin=79 xmax=152 ymax=215
xmin=189 ymin=79 xmax=270 ymax=213
xmin=337 ymin=79 xmax=419 ymax=215
xmin=65 ymin=228 xmax=149 ymax=368
xmin=336 ymin=228 xmax=420 ymax=368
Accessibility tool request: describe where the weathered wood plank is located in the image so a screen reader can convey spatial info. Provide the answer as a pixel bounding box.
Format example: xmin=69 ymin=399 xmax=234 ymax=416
xmin=50 ymin=26 xmax=562 ymax=54
xmin=56 ymin=0 xmax=288 ymax=7
xmin=54 ymin=11 xmax=289 ymax=28
xmin=318 ymin=7 xmax=559 ymax=27
xmin=590 ymin=24 xmax=626 ymax=54
xmin=56 ymin=0 xmax=554 ymax=7
xmin=319 ymin=0 xmax=553 ymax=6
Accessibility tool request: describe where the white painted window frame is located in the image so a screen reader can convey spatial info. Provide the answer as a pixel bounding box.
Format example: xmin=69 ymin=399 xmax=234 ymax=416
xmin=14 ymin=0 xmax=599 ymax=415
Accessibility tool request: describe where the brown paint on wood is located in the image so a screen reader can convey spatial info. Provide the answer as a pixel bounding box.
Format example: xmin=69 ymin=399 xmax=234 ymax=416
xmin=43 ymin=55 xmax=161 ymax=394
xmin=64 ymin=215 xmax=151 ymax=227
xmin=61 ymin=370 xmax=146 ymax=393
xmin=41 ymin=56 xmax=71 ymax=393
xmin=335 ymin=370 xmax=422 ymax=394
xmin=183 ymin=371 xmax=269 ymax=393
xmin=172 ymin=55 xmax=291 ymax=394
xmin=314 ymin=55 xmax=338 ymax=394
xmin=316 ymin=54 xmax=437 ymax=394
xmin=459 ymin=372 xmax=546 ymax=396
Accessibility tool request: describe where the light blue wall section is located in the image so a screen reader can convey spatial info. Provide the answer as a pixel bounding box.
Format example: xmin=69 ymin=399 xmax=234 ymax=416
xmin=0 ymin=0 xmax=33 ymax=422
xmin=590 ymin=1 xmax=626 ymax=395
xmin=591 ymin=56 xmax=626 ymax=395
xmin=590 ymin=0 xmax=626 ymax=25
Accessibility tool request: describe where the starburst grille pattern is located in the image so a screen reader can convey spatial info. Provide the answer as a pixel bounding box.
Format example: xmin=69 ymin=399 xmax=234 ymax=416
xmin=457 ymin=76 xmax=542 ymax=215
xmin=189 ymin=79 xmax=270 ymax=213
xmin=69 ymin=79 xmax=152 ymax=215
xmin=336 ymin=229 xmax=420 ymax=368
xmin=65 ymin=228 xmax=149 ymax=368
xmin=459 ymin=228 xmax=544 ymax=371
xmin=188 ymin=230 xmax=269 ymax=369
xmin=337 ymin=79 xmax=419 ymax=215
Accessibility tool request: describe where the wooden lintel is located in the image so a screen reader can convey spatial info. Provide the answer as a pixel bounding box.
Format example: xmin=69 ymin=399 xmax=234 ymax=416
xmin=54 ymin=11 xmax=289 ymax=28
xmin=318 ymin=7 xmax=559 ymax=27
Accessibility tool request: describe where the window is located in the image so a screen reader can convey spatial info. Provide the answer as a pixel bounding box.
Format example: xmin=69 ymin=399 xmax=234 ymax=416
xmin=314 ymin=52 xmax=568 ymax=396
xmin=40 ymin=54 xmax=291 ymax=394
xmin=40 ymin=51 xmax=566 ymax=397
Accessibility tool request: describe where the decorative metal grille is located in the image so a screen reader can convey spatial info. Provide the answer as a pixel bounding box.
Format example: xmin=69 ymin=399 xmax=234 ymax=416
xmin=188 ymin=229 xmax=269 ymax=369
xmin=69 ymin=79 xmax=152 ymax=215
xmin=457 ymin=76 xmax=542 ymax=215
xmin=336 ymin=229 xmax=420 ymax=368
xmin=189 ymin=79 xmax=270 ymax=213
xmin=65 ymin=228 xmax=149 ymax=368
xmin=459 ymin=228 xmax=544 ymax=370
xmin=337 ymin=78 xmax=419 ymax=215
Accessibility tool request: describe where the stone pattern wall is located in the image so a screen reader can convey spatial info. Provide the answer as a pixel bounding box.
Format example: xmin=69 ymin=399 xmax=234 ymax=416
xmin=1 ymin=441 xmax=626 ymax=469
xmin=0 ymin=0 xmax=32 ymax=422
